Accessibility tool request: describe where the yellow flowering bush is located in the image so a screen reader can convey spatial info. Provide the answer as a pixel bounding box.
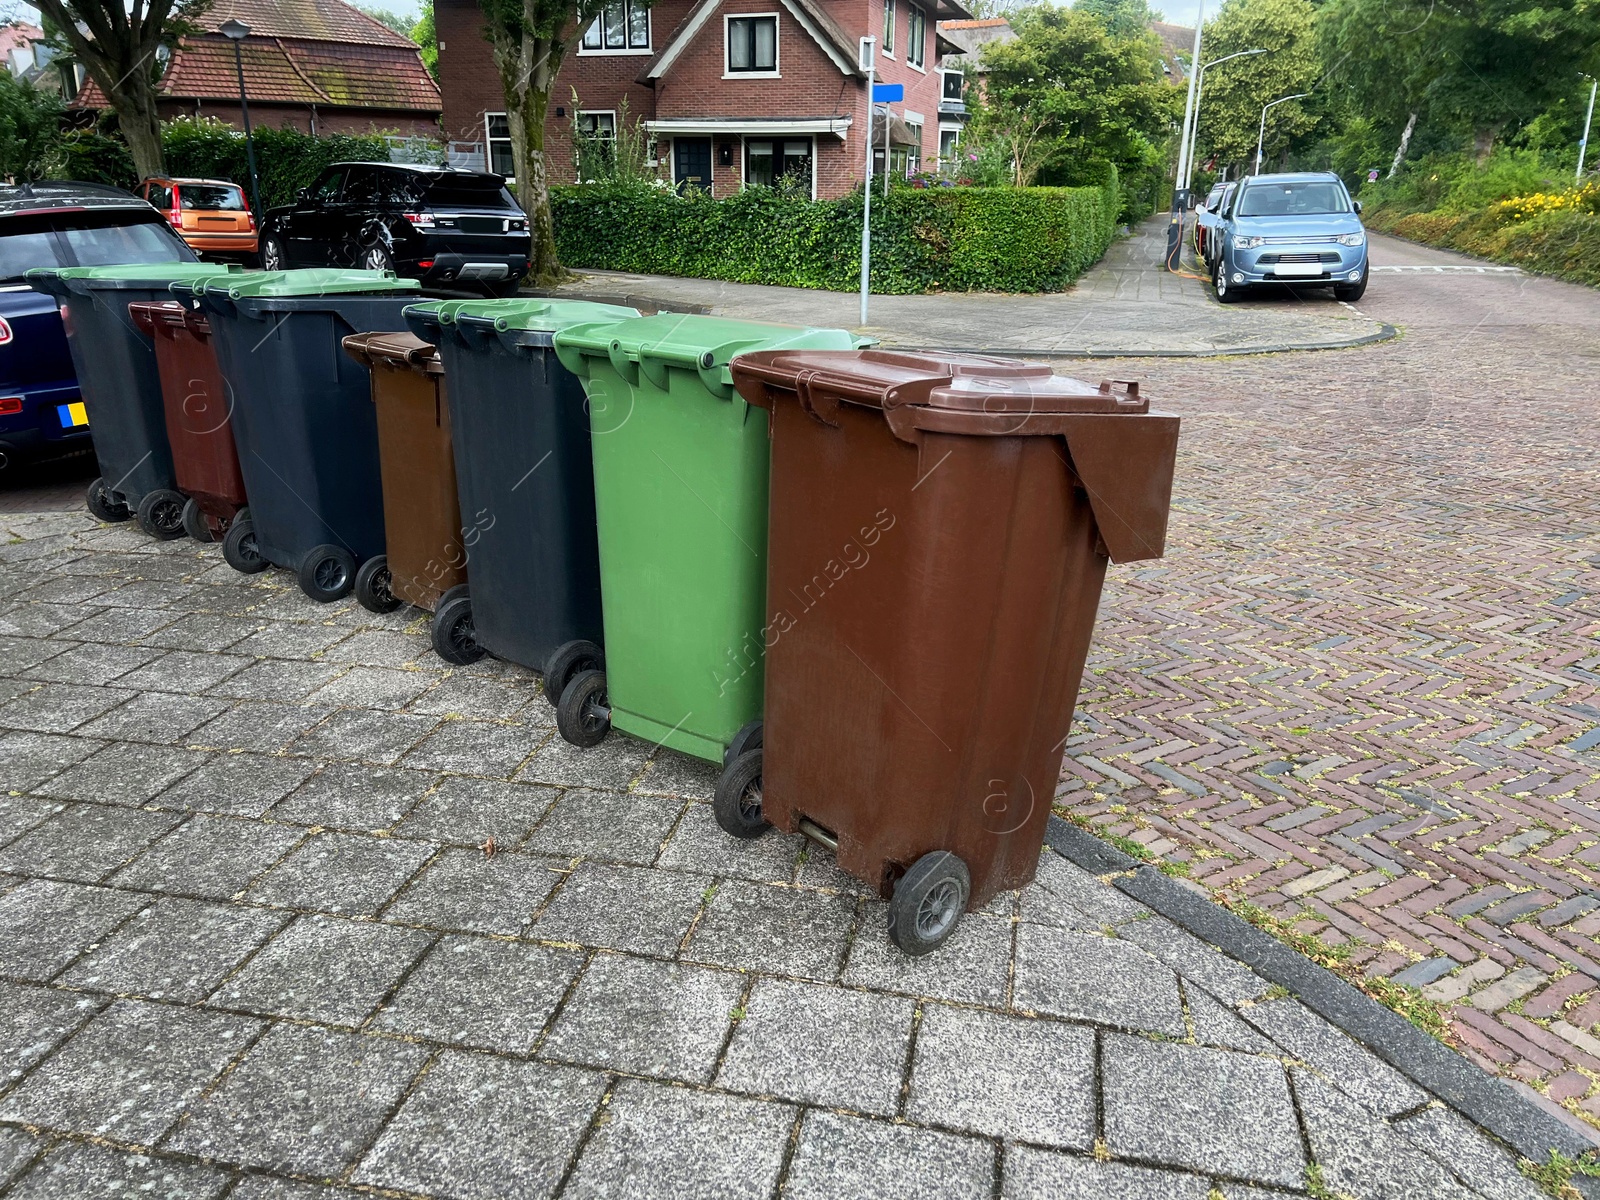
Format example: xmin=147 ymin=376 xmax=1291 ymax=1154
xmin=1495 ymin=182 xmax=1600 ymax=222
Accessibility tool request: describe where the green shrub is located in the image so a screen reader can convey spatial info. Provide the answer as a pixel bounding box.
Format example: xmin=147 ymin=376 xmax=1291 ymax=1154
xmin=163 ymin=119 xmax=393 ymax=209
xmin=1357 ymin=149 xmax=1565 ymax=214
xmin=46 ymin=130 xmax=137 ymax=189
xmin=550 ymin=178 xmax=1119 ymax=293
xmin=1367 ymin=198 xmax=1600 ymax=288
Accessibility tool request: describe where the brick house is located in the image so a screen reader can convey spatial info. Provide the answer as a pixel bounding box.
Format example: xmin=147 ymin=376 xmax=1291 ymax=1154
xmin=71 ymin=0 xmax=440 ymax=137
xmin=437 ymin=0 xmax=971 ymax=200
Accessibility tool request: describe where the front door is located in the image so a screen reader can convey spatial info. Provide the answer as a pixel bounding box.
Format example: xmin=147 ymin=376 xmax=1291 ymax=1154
xmin=674 ymin=138 xmax=712 ymax=193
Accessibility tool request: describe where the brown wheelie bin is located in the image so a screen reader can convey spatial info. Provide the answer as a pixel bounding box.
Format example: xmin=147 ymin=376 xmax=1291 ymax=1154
xmin=722 ymin=350 xmax=1180 ymax=955
xmin=341 ymin=331 xmax=466 ymax=615
xmin=128 ymin=300 xmax=249 ymax=543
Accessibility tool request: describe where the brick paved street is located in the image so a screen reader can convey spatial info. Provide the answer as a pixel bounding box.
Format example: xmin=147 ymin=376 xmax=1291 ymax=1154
xmin=1060 ymin=231 xmax=1600 ymax=1137
xmin=0 ymin=227 xmax=1597 ymax=1197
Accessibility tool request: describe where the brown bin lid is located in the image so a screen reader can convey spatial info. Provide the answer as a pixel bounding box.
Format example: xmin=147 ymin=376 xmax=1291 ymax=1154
xmin=127 ymin=299 xmax=188 ymax=335
xmin=730 ymin=349 xmax=1177 ymax=564
xmin=342 ymin=330 xmax=443 ymax=375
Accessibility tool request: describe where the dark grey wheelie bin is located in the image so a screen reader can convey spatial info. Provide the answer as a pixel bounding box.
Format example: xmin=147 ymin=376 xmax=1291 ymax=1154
xmin=26 ymin=261 xmax=238 ymax=538
xmin=404 ymin=298 xmax=637 ymax=698
xmin=177 ymin=268 xmax=422 ymax=602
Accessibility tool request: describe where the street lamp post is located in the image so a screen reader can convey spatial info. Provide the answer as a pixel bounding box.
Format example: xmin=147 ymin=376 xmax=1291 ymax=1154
xmin=1255 ymin=92 xmax=1309 ymax=175
xmin=220 ymin=19 xmax=263 ymax=223
xmin=1182 ymin=48 xmax=1267 ymax=193
xmin=1578 ymin=77 xmax=1597 ymax=183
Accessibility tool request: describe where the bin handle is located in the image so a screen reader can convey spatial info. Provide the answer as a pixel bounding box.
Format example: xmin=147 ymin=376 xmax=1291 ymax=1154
xmin=637 ymin=345 xmax=669 ymax=390
xmin=607 ymin=340 xmax=640 ymax=386
xmin=794 ymin=371 xmax=842 ymax=428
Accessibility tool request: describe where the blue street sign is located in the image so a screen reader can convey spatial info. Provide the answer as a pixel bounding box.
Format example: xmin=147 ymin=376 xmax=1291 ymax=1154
xmin=871 ymin=83 xmax=904 ymax=102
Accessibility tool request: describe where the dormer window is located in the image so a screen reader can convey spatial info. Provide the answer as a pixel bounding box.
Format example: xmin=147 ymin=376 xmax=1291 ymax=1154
xmin=726 ymin=14 xmax=778 ymax=75
xmin=581 ymin=0 xmax=651 ymax=52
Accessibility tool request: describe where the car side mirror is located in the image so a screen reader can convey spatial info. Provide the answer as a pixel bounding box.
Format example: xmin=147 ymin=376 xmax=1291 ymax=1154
xmin=1353 ymin=200 xmax=1363 ymax=215
xmin=298 ymin=188 xmax=312 ymax=204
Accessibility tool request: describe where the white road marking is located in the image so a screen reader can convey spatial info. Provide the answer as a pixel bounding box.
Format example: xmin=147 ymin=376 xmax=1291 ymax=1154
xmin=1370 ymin=265 xmax=1522 ymax=274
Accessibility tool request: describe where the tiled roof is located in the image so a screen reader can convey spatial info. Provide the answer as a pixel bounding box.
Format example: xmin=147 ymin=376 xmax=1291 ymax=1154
xmin=73 ymin=33 xmax=439 ymax=112
xmin=939 ymin=18 xmax=1009 ymax=29
xmin=0 ymin=22 xmax=41 ymax=55
xmin=198 ymin=0 xmax=417 ymax=48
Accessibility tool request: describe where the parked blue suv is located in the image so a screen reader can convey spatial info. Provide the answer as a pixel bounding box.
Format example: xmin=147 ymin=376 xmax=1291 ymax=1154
xmin=1211 ymin=172 xmax=1368 ymax=304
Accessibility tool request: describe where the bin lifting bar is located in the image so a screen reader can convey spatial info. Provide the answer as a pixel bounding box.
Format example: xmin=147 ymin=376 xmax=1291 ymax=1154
xmin=798 ymin=818 xmax=839 ymax=851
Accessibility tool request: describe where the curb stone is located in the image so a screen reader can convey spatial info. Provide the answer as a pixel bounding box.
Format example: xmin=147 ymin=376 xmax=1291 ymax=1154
xmin=1043 ymin=815 xmax=1597 ymax=1168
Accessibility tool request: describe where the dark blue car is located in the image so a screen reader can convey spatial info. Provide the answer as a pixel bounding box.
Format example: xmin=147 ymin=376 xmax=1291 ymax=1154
xmin=0 ymin=182 xmax=195 ymax=471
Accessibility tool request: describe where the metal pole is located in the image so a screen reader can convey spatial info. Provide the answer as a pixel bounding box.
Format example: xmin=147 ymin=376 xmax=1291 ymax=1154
xmin=1579 ymin=79 xmax=1597 ymax=183
xmin=232 ymin=40 xmax=263 ymax=222
xmin=1184 ymin=49 xmax=1266 ymax=193
xmin=883 ymin=103 xmax=891 ymax=198
xmin=860 ymin=43 xmax=875 ymax=327
xmin=1173 ymin=4 xmax=1204 ymax=200
xmin=1255 ymin=93 xmax=1309 ymax=176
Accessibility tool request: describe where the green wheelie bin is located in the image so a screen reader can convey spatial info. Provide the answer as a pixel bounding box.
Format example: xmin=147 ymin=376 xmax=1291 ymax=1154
xmin=551 ymin=314 xmax=864 ymax=763
xmin=26 ymin=262 xmax=238 ymax=538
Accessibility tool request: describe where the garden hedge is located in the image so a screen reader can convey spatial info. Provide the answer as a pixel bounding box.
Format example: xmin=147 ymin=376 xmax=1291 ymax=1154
xmin=550 ymin=176 xmax=1120 ymax=293
xmin=1366 ymin=203 xmax=1600 ymax=289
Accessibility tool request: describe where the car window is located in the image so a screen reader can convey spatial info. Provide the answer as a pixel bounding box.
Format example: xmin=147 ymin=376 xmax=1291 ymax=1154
xmin=0 ymin=225 xmax=66 ymax=284
xmin=58 ymin=218 xmax=189 ymax=268
xmin=341 ymin=166 xmax=377 ymax=205
xmin=311 ymin=169 xmax=346 ymax=202
xmin=1237 ymin=180 xmax=1350 ymax=217
xmin=179 ymin=184 xmax=245 ymax=211
xmin=422 ymin=175 xmax=520 ymax=210
xmin=148 ymin=183 xmax=173 ymax=209
xmin=374 ymin=169 xmax=416 ymax=206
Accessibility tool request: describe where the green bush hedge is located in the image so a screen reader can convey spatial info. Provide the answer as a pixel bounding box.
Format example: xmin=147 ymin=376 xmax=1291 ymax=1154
xmin=47 ymin=120 xmax=396 ymax=210
xmin=551 ymin=177 xmax=1120 ymax=293
xmin=1366 ymin=202 xmax=1600 ymax=288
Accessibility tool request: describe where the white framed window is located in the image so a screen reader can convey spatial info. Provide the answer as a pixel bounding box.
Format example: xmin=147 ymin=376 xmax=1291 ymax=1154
xmin=575 ymin=110 xmax=617 ymax=178
xmin=906 ymin=4 xmax=925 ymax=70
xmin=726 ymin=13 xmax=779 ymax=77
xmin=743 ymin=136 xmax=814 ymax=198
xmin=882 ymin=0 xmax=895 ymax=58
xmin=580 ymin=0 xmax=651 ymax=53
xmin=938 ymin=123 xmax=960 ymax=165
xmin=485 ymin=112 xmax=515 ymax=181
xmin=941 ymin=69 xmax=963 ymax=103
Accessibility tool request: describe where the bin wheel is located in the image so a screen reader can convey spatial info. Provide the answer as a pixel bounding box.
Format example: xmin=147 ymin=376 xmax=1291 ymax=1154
xmin=235 ymin=506 xmax=250 ymax=526
xmin=557 ymin=669 xmax=610 ymax=748
xmin=298 ymin=544 xmax=356 ymax=602
xmin=181 ymin=497 xmax=213 ymax=543
xmin=430 ymin=592 xmax=484 ymax=665
xmin=136 ymin=489 xmax=187 ymax=540
xmin=543 ymin=640 xmax=605 ymax=708
xmin=354 ymin=554 xmax=403 ymax=613
xmin=714 ymin=748 xmax=770 ymax=839
xmin=85 ymin=477 xmax=130 ymax=524
xmin=221 ymin=519 xmax=269 ymax=574
xmin=724 ymin=719 xmax=764 ymax=766
xmin=888 ymin=851 xmax=971 ymax=957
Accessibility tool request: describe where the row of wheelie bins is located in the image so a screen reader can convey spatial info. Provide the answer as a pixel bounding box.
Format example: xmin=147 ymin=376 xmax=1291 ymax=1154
xmin=27 ymin=261 xmax=1179 ymax=955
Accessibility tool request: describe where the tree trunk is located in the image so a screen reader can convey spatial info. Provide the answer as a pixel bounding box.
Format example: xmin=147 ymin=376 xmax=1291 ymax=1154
xmin=1473 ymin=124 xmax=1499 ymax=162
xmin=112 ymin=83 xmax=166 ymax=179
xmin=1387 ymin=111 xmax=1417 ymax=179
xmin=491 ymin=14 xmax=564 ymax=286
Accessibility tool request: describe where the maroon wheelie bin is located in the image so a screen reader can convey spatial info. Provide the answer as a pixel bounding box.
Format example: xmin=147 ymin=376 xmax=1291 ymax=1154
xmin=722 ymin=350 xmax=1180 ymax=955
xmin=128 ymin=300 xmax=249 ymax=542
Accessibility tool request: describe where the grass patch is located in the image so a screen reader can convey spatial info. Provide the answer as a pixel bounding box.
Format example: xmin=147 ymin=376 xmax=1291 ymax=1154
xmin=1520 ymin=1149 xmax=1600 ymax=1200
xmin=1221 ymin=898 xmax=1452 ymax=1042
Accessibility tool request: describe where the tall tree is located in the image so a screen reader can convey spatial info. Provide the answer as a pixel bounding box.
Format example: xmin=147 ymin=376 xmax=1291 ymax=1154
xmin=974 ymin=4 xmax=1177 ymax=186
xmin=0 ymin=70 xmax=65 ymax=182
xmin=411 ymin=1 xmax=438 ymax=79
xmin=1190 ymin=0 xmax=1318 ymax=173
xmin=1073 ymin=0 xmax=1159 ymax=41
xmin=33 ymin=0 xmax=207 ymax=179
xmin=478 ymin=0 xmax=617 ymax=284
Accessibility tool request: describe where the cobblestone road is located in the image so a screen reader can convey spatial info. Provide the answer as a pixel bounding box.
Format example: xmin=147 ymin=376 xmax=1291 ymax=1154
xmin=0 ymin=513 xmax=1547 ymax=1199
xmin=1061 ymin=231 xmax=1600 ymax=1136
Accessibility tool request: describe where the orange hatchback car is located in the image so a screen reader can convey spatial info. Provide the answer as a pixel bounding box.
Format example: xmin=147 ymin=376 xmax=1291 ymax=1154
xmin=139 ymin=177 xmax=258 ymax=262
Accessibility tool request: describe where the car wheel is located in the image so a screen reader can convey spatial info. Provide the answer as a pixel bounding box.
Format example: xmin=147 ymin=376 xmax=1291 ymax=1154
xmin=260 ymin=234 xmax=286 ymax=271
xmin=1334 ymin=274 xmax=1368 ymax=302
xmin=361 ymin=243 xmax=394 ymax=273
xmin=1214 ymin=255 xmax=1243 ymax=304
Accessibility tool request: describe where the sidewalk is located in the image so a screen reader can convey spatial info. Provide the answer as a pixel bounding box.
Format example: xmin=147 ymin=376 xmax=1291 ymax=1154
xmin=536 ymin=215 xmax=1395 ymax=356
xmin=0 ymin=511 xmax=1585 ymax=1199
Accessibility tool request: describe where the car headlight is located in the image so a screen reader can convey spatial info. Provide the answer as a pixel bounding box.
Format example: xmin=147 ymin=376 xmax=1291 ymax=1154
xmin=1232 ymin=234 xmax=1263 ymax=250
xmin=1336 ymin=232 xmax=1366 ymax=247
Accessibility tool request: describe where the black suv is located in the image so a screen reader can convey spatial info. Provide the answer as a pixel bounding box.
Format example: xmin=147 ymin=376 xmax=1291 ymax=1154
xmin=259 ymin=163 xmax=531 ymax=295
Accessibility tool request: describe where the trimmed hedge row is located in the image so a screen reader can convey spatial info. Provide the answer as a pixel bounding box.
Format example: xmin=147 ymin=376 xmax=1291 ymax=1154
xmin=550 ymin=178 xmax=1120 ymax=293
xmin=1365 ymin=203 xmax=1600 ymax=289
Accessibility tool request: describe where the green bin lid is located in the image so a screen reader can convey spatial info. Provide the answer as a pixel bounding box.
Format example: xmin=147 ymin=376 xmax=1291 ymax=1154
xmin=553 ymin=313 xmax=866 ymax=399
xmin=27 ymin=261 xmax=238 ymax=289
xmin=407 ymin=298 xmax=639 ymax=333
xmin=193 ymin=267 xmax=421 ymax=300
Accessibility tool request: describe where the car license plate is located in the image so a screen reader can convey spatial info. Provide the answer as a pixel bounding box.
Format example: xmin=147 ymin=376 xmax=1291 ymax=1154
xmin=57 ymin=402 xmax=88 ymax=429
xmin=1273 ymin=262 xmax=1324 ymax=277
